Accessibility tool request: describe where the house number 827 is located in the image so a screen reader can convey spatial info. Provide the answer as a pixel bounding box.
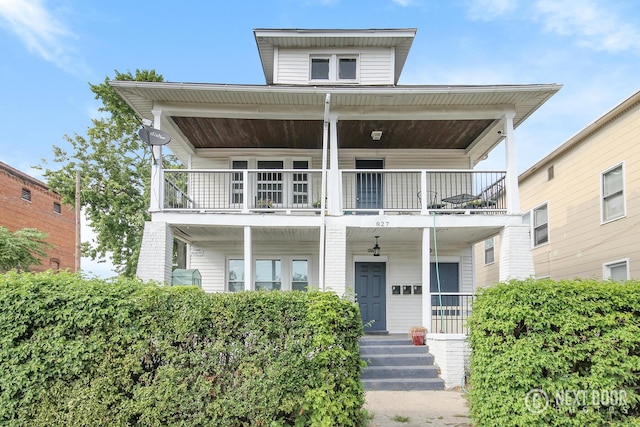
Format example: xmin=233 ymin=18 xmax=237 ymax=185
xmin=375 ymin=221 xmax=390 ymax=227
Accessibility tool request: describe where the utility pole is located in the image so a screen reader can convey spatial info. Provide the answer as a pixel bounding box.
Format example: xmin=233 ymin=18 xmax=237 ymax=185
xmin=75 ymin=170 xmax=81 ymax=272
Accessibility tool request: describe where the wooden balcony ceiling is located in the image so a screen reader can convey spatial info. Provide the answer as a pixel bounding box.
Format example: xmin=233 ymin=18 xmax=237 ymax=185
xmin=171 ymin=117 xmax=494 ymax=150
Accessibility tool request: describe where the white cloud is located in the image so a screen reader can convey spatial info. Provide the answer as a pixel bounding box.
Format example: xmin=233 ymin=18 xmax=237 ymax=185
xmin=0 ymin=0 xmax=88 ymax=75
xmin=466 ymin=0 xmax=519 ymax=21
xmin=392 ymin=0 xmax=415 ymax=6
xmin=534 ymin=0 xmax=640 ymax=52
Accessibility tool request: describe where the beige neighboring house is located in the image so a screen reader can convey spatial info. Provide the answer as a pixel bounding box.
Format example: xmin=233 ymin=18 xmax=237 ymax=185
xmin=476 ymin=89 xmax=640 ymax=286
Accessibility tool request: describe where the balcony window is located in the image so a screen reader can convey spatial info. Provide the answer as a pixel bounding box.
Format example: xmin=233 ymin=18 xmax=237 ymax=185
xmin=602 ymin=163 xmax=625 ymax=223
xmin=257 ymin=161 xmax=283 ymax=205
xmin=231 ymin=160 xmax=248 ymax=206
xmin=292 ymin=161 xmax=309 ymax=206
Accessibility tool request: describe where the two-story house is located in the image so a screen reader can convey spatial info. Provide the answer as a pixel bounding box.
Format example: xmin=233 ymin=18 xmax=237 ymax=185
xmin=476 ymin=89 xmax=640 ymax=285
xmin=112 ymin=28 xmax=560 ymax=335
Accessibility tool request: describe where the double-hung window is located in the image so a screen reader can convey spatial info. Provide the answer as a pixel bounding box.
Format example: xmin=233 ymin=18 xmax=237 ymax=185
xmin=291 ymin=259 xmax=309 ymax=291
xmin=228 ymin=259 xmax=245 ymax=292
xmin=604 ymin=259 xmax=628 ymax=282
xmin=484 ymin=238 xmax=495 ymax=265
xmin=532 ymin=203 xmax=548 ymax=247
xmin=310 ymin=54 xmax=358 ymax=83
xmin=255 ymin=259 xmax=282 ymax=290
xmin=602 ymin=163 xmax=625 ymax=222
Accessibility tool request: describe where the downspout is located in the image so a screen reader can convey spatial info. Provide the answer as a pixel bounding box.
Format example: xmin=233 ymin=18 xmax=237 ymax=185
xmin=319 ymin=93 xmax=331 ymax=291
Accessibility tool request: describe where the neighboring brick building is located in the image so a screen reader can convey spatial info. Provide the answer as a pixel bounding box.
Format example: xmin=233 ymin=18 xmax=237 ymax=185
xmin=0 ymin=162 xmax=76 ymax=272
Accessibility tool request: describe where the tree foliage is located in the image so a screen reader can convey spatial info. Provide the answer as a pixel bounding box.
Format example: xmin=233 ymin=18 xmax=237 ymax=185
xmin=40 ymin=69 xmax=172 ymax=277
xmin=0 ymin=227 xmax=51 ymax=272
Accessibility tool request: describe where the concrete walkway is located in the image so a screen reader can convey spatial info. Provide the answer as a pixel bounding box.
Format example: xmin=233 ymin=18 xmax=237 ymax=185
xmin=365 ymin=390 xmax=472 ymax=427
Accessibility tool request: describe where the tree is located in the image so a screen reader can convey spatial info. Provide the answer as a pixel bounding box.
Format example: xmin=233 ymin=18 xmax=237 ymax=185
xmin=40 ymin=70 xmax=175 ymax=277
xmin=0 ymin=227 xmax=51 ymax=272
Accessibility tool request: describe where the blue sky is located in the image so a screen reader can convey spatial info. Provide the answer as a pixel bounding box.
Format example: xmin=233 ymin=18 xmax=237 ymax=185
xmin=1 ymin=0 xmax=639 ymax=277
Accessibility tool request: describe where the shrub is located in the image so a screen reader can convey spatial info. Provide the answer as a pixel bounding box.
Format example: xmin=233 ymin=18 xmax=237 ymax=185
xmin=0 ymin=271 xmax=366 ymax=426
xmin=468 ymin=278 xmax=640 ymax=426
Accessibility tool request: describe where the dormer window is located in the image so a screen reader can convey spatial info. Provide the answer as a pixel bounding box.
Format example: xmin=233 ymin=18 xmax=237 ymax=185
xmin=310 ymin=54 xmax=358 ymax=83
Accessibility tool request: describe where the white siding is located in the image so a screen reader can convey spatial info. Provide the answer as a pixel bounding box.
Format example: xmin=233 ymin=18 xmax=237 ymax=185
xmin=189 ymin=240 xmax=319 ymax=293
xmin=274 ymin=48 xmax=394 ymax=85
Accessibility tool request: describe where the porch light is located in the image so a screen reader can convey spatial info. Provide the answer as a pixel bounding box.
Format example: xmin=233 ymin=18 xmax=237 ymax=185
xmin=370 ymin=130 xmax=383 ymax=141
xmin=372 ymin=236 xmax=381 ymax=256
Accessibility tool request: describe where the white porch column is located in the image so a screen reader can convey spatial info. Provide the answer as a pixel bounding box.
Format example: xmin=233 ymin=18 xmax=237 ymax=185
xmin=149 ymin=109 xmax=164 ymax=213
xmin=244 ymin=226 xmax=252 ymax=291
xmin=499 ymin=225 xmax=535 ymax=281
xmin=323 ymin=224 xmax=346 ymax=294
xmin=421 ymin=227 xmax=432 ymax=330
xmin=503 ymin=112 xmax=520 ymax=214
xmin=328 ymin=116 xmax=342 ymax=216
xmin=136 ymin=221 xmax=173 ymax=283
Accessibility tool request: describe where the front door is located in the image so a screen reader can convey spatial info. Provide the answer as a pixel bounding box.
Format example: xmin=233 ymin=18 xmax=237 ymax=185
xmin=355 ymin=262 xmax=386 ymax=332
xmin=356 ymin=159 xmax=383 ymax=211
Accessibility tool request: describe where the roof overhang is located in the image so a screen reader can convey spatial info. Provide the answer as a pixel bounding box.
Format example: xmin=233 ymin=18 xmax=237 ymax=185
xmin=110 ymin=81 xmax=562 ymax=165
xmin=253 ymin=28 xmax=417 ymax=85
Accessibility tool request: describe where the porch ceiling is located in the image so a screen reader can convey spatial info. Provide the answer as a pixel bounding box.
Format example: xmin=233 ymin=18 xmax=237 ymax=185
xmin=171 ymin=117 xmax=494 ymax=150
xmin=172 ymin=223 xmax=501 ymax=247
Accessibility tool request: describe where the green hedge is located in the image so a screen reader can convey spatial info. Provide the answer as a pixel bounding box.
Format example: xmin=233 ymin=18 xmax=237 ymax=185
xmin=0 ymin=272 xmax=366 ymax=426
xmin=468 ymin=278 xmax=640 ymax=426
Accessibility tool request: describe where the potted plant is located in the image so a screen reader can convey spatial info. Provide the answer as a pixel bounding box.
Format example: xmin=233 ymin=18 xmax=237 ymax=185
xmin=312 ymin=200 xmax=322 ymax=209
xmin=408 ymin=326 xmax=427 ymax=346
xmin=256 ymin=199 xmax=273 ymax=209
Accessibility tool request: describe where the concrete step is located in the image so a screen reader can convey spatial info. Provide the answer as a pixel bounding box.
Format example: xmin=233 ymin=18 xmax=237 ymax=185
xmin=361 ymin=365 xmax=441 ymax=379
xmin=360 ymin=344 xmax=429 ymax=355
xmin=362 ymin=353 xmax=435 ymax=367
xmin=362 ymin=377 xmax=445 ymax=391
xmin=360 ymin=338 xmax=409 ymax=346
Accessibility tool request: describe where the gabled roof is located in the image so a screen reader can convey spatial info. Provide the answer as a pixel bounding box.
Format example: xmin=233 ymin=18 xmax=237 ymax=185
xmin=253 ymin=28 xmax=417 ymax=85
xmin=520 ymin=89 xmax=640 ymax=182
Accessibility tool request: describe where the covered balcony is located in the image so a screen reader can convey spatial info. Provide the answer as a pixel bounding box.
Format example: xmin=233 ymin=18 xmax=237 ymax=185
xmin=162 ymin=168 xmax=506 ymax=215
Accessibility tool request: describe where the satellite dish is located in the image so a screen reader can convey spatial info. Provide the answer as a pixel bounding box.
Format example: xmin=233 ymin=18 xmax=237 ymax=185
xmin=139 ymin=126 xmax=171 ymax=146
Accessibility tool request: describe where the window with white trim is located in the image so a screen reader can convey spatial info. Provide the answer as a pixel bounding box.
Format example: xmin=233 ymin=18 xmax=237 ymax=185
xmin=231 ymin=160 xmax=248 ymax=206
xmin=604 ymin=259 xmax=628 ymax=282
xmin=255 ymin=259 xmax=282 ymax=291
xmin=602 ymin=163 xmax=625 ymax=222
xmin=484 ymin=238 xmax=495 ymax=265
xmin=532 ymin=203 xmax=548 ymax=247
xmin=310 ymin=54 xmax=358 ymax=82
xmin=291 ymin=259 xmax=309 ymax=291
xmin=228 ymin=259 xmax=244 ymax=292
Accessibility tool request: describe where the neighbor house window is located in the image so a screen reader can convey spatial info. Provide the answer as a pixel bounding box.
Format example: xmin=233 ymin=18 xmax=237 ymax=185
xmin=547 ymin=165 xmax=554 ymax=181
xmin=604 ymin=259 xmax=628 ymax=282
xmin=256 ymin=161 xmax=283 ymax=206
xmin=228 ymin=259 xmax=244 ymax=292
xmin=291 ymin=259 xmax=309 ymax=291
xmin=21 ymin=188 xmax=31 ymax=202
xmin=602 ymin=163 xmax=625 ymax=222
xmin=292 ymin=161 xmax=309 ymax=207
xmin=532 ymin=203 xmax=548 ymax=247
xmin=53 ymin=202 xmax=61 ymax=214
xmin=255 ymin=259 xmax=281 ymax=290
xmin=484 ymin=238 xmax=495 ymax=265
xmin=50 ymin=258 xmax=60 ymax=271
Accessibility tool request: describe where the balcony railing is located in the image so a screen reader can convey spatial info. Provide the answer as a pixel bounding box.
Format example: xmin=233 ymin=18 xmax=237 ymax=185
xmin=162 ymin=169 xmax=506 ymax=214
xmin=430 ymin=293 xmax=475 ymax=334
